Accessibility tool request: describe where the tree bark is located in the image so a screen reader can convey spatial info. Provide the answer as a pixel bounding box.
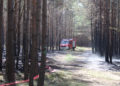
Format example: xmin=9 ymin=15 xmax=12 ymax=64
xmin=0 ymin=0 xmax=3 ymax=71
xmin=29 ymin=0 xmax=38 ymax=85
xmin=6 ymin=0 xmax=15 ymax=84
xmin=38 ymin=0 xmax=47 ymax=86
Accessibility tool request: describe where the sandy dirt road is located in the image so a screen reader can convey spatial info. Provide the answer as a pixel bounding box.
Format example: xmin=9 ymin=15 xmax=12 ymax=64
xmin=47 ymin=49 xmax=120 ymax=86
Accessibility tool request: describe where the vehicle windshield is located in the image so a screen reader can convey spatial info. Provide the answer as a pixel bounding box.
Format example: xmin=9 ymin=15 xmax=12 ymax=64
xmin=61 ymin=40 xmax=69 ymax=44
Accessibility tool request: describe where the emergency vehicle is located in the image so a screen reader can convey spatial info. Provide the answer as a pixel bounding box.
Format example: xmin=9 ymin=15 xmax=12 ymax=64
xmin=60 ymin=39 xmax=76 ymax=50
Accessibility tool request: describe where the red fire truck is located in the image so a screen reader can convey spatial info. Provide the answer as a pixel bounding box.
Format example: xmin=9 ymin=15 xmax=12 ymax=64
xmin=60 ymin=39 xmax=76 ymax=50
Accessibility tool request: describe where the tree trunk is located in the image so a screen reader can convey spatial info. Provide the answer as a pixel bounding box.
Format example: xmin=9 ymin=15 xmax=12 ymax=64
xmin=0 ymin=0 xmax=3 ymax=71
xmin=23 ymin=0 xmax=30 ymax=80
xmin=38 ymin=0 xmax=47 ymax=86
xmin=29 ymin=0 xmax=38 ymax=85
xmin=6 ymin=0 xmax=15 ymax=84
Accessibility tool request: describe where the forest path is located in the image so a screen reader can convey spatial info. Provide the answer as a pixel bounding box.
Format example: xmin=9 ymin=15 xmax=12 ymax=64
xmin=47 ymin=47 xmax=120 ymax=86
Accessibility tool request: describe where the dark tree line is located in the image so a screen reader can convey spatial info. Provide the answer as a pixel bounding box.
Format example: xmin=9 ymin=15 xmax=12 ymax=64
xmin=0 ymin=0 xmax=75 ymax=86
xmin=91 ymin=0 xmax=120 ymax=63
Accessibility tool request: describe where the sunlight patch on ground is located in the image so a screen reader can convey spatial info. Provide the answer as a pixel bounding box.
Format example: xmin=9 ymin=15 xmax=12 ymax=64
xmin=0 ymin=72 xmax=3 ymax=82
xmin=73 ymin=69 xmax=120 ymax=81
xmin=0 ymin=76 xmax=3 ymax=80
xmin=64 ymin=54 xmax=76 ymax=62
xmin=76 ymin=47 xmax=91 ymax=52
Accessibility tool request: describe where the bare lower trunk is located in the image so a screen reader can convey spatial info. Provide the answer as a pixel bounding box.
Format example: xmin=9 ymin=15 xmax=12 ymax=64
xmin=6 ymin=0 xmax=15 ymax=84
xmin=29 ymin=0 xmax=38 ymax=85
xmin=0 ymin=0 xmax=3 ymax=71
xmin=38 ymin=0 xmax=47 ymax=86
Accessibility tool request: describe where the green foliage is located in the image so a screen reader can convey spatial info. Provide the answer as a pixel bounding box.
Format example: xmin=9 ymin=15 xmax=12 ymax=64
xmin=71 ymin=0 xmax=90 ymax=28
xmin=50 ymin=0 xmax=90 ymax=30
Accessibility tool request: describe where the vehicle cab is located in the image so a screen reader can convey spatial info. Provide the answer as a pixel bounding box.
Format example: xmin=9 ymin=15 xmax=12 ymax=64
xmin=60 ymin=39 xmax=70 ymax=50
xmin=60 ymin=39 xmax=76 ymax=50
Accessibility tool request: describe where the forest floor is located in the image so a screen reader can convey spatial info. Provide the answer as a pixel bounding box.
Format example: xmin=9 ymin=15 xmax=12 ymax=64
xmin=45 ymin=47 xmax=120 ymax=86
xmin=0 ymin=47 xmax=120 ymax=86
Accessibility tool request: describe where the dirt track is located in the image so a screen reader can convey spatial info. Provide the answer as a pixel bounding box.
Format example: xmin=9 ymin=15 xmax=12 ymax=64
xmin=47 ymin=48 xmax=120 ymax=86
